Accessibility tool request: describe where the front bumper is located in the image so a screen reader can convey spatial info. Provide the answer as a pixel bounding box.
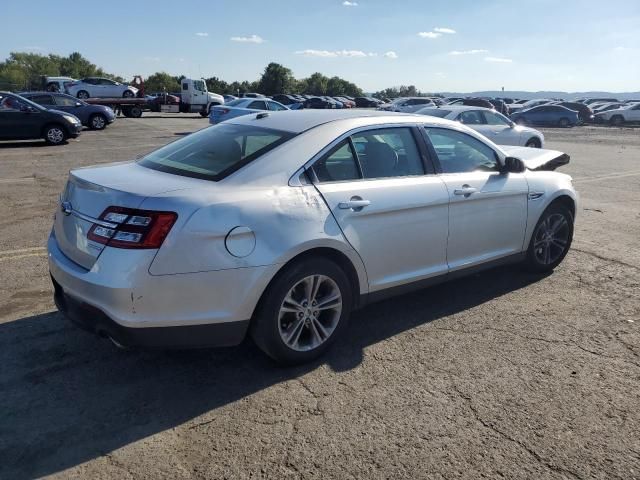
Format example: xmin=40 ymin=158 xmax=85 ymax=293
xmin=48 ymin=232 xmax=279 ymax=348
xmin=68 ymin=123 xmax=83 ymax=137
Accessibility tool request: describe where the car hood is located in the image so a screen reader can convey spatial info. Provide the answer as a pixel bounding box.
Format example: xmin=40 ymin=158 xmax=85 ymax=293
xmin=500 ymin=146 xmax=570 ymax=171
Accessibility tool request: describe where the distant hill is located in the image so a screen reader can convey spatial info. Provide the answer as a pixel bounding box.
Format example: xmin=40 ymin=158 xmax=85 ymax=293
xmin=438 ymin=91 xmax=640 ymax=101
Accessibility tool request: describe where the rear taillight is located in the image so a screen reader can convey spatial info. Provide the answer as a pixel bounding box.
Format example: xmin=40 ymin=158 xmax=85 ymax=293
xmin=87 ymin=206 xmax=177 ymax=249
xmin=218 ymin=108 xmax=230 ymax=114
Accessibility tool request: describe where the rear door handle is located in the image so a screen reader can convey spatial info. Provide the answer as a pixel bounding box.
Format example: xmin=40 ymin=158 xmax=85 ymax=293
xmin=338 ymin=199 xmax=371 ymax=211
xmin=453 ymin=185 xmax=478 ymax=196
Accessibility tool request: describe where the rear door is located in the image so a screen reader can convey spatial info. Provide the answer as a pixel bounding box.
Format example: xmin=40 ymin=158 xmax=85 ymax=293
xmin=311 ymin=126 xmax=450 ymax=291
xmin=423 ymin=127 xmax=528 ymax=271
xmin=27 ymin=94 xmax=56 ymax=109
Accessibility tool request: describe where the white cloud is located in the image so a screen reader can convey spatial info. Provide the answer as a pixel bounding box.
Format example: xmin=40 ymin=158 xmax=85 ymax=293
xmin=295 ymin=49 xmax=373 ymax=57
xmin=418 ymin=31 xmax=442 ymax=39
xmin=384 ymin=51 xmax=398 ymax=59
xmin=449 ymin=49 xmax=489 ymax=55
xmin=195 ymin=32 xmax=208 ymax=37
xmin=230 ymin=35 xmax=265 ymax=44
xmin=342 ymin=0 xmax=358 ymax=5
xmin=485 ymin=56 xmax=513 ymax=63
xmin=434 ymin=27 xmax=456 ymax=34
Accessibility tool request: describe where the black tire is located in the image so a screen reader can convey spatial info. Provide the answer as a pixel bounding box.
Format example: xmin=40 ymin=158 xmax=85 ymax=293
xmin=609 ymin=115 xmax=624 ymax=127
xmin=525 ymin=137 xmax=541 ymax=148
xmin=122 ymin=90 xmax=135 ymax=98
xmin=250 ymin=258 xmax=353 ymax=365
xmin=89 ymin=113 xmax=107 ymax=130
xmin=558 ymin=117 xmax=570 ymax=127
xmin=129 ymin=106 xmax=143 ymax=118
xmin=77 ymin=90 xmax=90 ymax=99
xmin=523 ymin=202 xmax=574 ymax=273
xmin=199 ymin=110 xmax=208 ymax=117
xmin=43 ymin=124 xmax=67 ymax=145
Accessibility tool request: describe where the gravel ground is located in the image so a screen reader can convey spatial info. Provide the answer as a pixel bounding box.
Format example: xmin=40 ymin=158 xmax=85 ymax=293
xmin=0 ymin=115 xmax=638 ymax=480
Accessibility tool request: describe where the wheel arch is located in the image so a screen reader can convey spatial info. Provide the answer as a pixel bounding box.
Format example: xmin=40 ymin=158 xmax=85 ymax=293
xmin=250 ymin=246 xmax=366 ymax=321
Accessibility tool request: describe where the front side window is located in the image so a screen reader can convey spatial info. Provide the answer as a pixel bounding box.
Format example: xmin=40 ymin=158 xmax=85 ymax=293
xmin=99 ymin=79 xmax=116 ymax=85
xmin=351 ymin=128 xmax=424 ymax=178
xmin=54 ymin=95 xmax=80 ymax=106
xmin=0 ymin=95 xmax=27 ymax=111
xmin=193 ymin=80 xmax=205 ymax=91
xmin=267 ymin=101 xmax=287 ymax=111
xmin=483 ymin=111 xmax=511 ymax=126
xmin=424 ymin=128 xmax=498 ymax=174
xmin=457 ymin=110 xmax=485 ymax=125
xmin=139 ymin=124 xmax=294 ymax=181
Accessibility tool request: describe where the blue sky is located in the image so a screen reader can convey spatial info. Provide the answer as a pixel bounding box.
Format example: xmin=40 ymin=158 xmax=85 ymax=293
xmin=2 ymin=0 xmax=639 ymax=92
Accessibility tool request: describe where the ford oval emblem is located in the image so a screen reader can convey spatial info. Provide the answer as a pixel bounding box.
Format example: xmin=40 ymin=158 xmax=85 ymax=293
xmin=61 ymin=201 xmax=72 ymax=216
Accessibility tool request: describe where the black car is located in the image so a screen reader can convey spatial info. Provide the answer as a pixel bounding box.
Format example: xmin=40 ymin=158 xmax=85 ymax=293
xmin=303 ymin=97 xmax=334 ymax=109
xmin=272 ymin=94 xmax=301 ymax=105
xmin=488 ymin=99 xmax=509 ymax=115
xmin=20 ymin=92 xmax=116 ymax=130
xmin=0 ymin=92 xmax=82 ymax=145
xmin=448 ymin=98 xmax=495 ymax=110
xmin=354 ymin=97 xmax=379 ymax=108
xmin=552 ymin=101 xmax=593 ymax=123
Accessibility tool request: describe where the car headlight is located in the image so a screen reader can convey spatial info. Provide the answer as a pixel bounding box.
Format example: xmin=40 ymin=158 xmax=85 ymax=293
xmin=63 ymin=114 xmax=80 ymax=125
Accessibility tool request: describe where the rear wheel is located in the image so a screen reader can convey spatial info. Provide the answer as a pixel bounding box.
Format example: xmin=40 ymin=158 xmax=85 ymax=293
xmin=77 ymin=90 xmax=90 ymax=100
xmin=524 ymin=203 xmax=573 ymax=273
xmin=122 ymin=90 xmax=135 ymax=98
xmin=610 ymin=115 xmax=624 ymax=127
xmin=89 ymin=113 xmax=107 ymax=130
xmin=43 ymin=124 xmax=67 ymax=145
xmin=525 ymin=137 xmax=541 ymax=148
xmin=250 ymin=258 xmax=352 ymax=365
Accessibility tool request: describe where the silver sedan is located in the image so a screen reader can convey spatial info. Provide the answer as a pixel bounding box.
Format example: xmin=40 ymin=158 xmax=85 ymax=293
xmin=49 ymin=110 xmax=578 ymax=364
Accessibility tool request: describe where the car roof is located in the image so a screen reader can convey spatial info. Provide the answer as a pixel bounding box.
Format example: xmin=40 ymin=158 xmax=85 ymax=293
xmin=227 ymin=109 xmax=451 ymax=133
xmin=425 ymin=105 xmax=495 ymax=112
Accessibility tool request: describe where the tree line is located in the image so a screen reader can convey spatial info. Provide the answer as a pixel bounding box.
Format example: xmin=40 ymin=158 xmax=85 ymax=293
xmin=0 ymin=51 xmax=435 ymax=99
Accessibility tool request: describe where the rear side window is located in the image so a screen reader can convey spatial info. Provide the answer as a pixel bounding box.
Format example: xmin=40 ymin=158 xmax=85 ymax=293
xmin=312 ymin=141 xmax=360 ymax=183
xmin=139 ymin=124 xmax=295 ymax=181
xmin=28 ymin=95 xmax=54 ymax=105
xmin=248 ymin=101 xmax=267 ymax=110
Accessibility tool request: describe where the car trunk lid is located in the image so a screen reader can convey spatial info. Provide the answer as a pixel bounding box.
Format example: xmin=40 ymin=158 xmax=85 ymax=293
xmin=54 ymin=161 xmax=204 ymax=269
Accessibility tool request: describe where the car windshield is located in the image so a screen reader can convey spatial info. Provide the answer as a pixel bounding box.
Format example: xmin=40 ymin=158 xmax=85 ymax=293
xmin=418 ymin=108 xmax=451 ymax=117
xmin=139 ymin=123 xmax=295 ymax=181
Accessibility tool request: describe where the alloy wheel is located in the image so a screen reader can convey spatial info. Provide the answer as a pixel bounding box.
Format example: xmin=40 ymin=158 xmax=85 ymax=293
xmin=91 ymin=115 xmax=105 ymax=129
xmin=46 ymin=128 xmax=64 ymax=144
xmin=278 ymin=275 xmax=342 ymax=352
xmin=533 ymin=213 xmax=570 ymax=265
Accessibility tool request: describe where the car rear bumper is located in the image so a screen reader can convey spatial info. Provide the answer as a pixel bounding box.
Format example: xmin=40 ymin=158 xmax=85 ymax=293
xmin=52 ymin=276 xmax=249 ymax=348
xmin=48 ymin=231 xmax=279 ymax=348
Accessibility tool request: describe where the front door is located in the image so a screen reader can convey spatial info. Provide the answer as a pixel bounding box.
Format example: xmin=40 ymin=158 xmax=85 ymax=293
xmin=311 ymin=126 xmax=450 ymax=291
xmin=0 ymin=96 xmax=40 ymax=139
xmin=423 ymin=127 xmax=529 ymax=271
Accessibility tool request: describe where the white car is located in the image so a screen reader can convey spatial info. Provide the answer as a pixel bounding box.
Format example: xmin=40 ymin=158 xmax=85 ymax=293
xmin=67 ymin=77 xmax=139 ymax=99
xmin=417 ymin=106 xmax=545 ymax=148
xmin=593 ymin=102 xmax=640 ymax=126
xmin=379 ymin=97 xmax=435 ymax=113
xmin=49 ymin=110 xmax=576 ymax=364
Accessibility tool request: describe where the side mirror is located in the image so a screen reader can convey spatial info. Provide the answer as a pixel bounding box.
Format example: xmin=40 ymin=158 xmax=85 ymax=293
xmin=75 ymin=102 xmax=82 ymax=107
xmin=502 ymin=156 xmax=526 ymax=174
xmin=508 ymin=121 xmax=515 ymax=128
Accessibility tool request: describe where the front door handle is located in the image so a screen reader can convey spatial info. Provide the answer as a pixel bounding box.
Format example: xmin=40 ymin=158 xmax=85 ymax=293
xmin=453 ymin=185 xmax=478 ymax=197
xmin=338 ymin=198 xmax=371 ymax=211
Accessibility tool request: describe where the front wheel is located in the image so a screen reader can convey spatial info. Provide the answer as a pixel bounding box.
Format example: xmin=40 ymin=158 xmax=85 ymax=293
xmin=250 ymin=258 xmax=353 ymax=365
xmin=525 ymin=137 xmax=541 ymax=148
xmin=524 ymin=203 xmax=573 ymax=273
xmin=89 ymin=113 xmax=107 ymax=130
xmin=43 ymin=125 xmax=67 ymax=145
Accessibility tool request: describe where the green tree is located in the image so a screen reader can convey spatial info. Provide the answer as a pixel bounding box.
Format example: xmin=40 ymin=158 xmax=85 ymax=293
xmin=145 ymin=72 xmax=181 ymax=93
xmin=257 ymin=62 xmax=296 ymax=95
xmin=205 ymin=76 xmax=229 ymax=94
xmin=303 ymin=72 xmax=329 ymax=95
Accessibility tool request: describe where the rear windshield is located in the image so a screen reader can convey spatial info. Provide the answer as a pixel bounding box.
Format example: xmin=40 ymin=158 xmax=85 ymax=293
xmin=420 ymin=108 xmax=451 ymax=118
xmin=139 ymin=123 xmax=295 ymax=181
